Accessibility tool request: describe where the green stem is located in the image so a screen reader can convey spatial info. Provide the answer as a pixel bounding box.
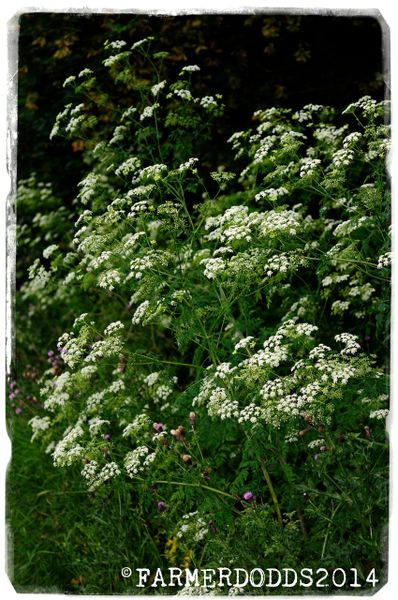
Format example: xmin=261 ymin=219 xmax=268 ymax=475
xmin=134 ymin=476 xmax=236 ymax=501
xmin=321 ymin=502 xmax=341 ymax=559
xmin=259 ymin=458 xmax=283 ymax=526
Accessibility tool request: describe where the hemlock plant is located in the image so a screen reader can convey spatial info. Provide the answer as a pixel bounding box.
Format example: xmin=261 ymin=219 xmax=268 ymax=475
xmin=14 ymin=37 xmax=390 ymax=594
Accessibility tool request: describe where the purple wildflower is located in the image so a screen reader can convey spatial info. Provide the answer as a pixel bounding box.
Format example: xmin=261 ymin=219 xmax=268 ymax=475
xmin=243 ymin=491 xmax=254 ymax=502
xmin=158 ymin=501 xmax=168 ymax=513
xmin=208 ymin=520 xmax=217 ymax=535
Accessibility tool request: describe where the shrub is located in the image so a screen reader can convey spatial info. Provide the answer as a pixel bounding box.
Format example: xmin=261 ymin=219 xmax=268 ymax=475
xmin=13 ymin=37 xmax=390 ymax=594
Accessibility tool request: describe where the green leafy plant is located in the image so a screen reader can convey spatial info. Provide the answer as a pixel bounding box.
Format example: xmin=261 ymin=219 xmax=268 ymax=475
xmin=11 ymin=37 xmax=390 ymax=595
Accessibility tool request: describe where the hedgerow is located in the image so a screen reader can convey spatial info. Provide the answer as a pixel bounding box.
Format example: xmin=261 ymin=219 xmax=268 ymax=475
xmin=11 ymin=36 xmax=390 ymax=594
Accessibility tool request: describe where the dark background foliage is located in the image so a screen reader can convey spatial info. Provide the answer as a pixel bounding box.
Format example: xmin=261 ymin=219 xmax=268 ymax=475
xmin=17 ymin=12 xmax=386 ymax=198
xmin=9 ymin=12 xmax=389 ymax=595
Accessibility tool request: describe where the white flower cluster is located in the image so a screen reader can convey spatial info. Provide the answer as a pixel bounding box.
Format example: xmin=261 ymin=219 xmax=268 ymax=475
xmin=180 ymin=65 xmax=201 ymax=74
xmin=103 ymin=53 xmax=130 ymax=68
xmin=300 ymin=157 xmax=321 ymax=178
xmin=121 ymin=106 xmax=137 ymax=122
xmin=170 ymin=289 xmax=192 ymax=306
xmin=88 ymin=417 xmax=110 ymax=436
xmin=78 ymin=68 xmax=93 ymax=78
xmin=177 ymin=511 xmax=208 ymax=542
xmin=178 ymin=157 xmax=199 ymax=172
xmin=25 ymin=260 xmax=51 ymax=291
xmin=264 ymin=252 xmax=292 ymax=277
xmin=153 ymin=384 xmax=174 ymax=403
xmin=122 ymin=233 xmax=146 ymax=254
xmin=91 ymin=463 xmax=121 ymax=490
xmin=210 ymin=170 xmax=236 ymax=185
xmin=140 ymin=104 xmax=159 ymax=121
xmin=174 ymin=89 xmax=192 ymax=101
xmin=331 ymin=148 xmax=354 ymax=167
xmin=151 ymin=80 xmax=167 ymax=96
xmin=253 ymin=136 xmax=277 ymax=163
xmin=313 ymin=125 xmax=348 ymax=147
xmin=261 ymin=392 xmax=300 ymax=425
xmin=322 ymin=273 xmax=350 ymax=287
xmin=307 ymin=438 xmax=326 ymax=449
xmin=308 ymin=344 xmax=331 ymax=360
xmin=259 ymin=210 xmax=301 ymax=237
xmin=86 ymin=390 xmax=105 ymax=413
xmin=280 ymin=130 xmax=307 ymax=144
xmin=177 ymin=586 xmax=211 ymax=596
xmin=295 ymin=323 xmax=318 ymax=336
xmin=342 ymin=96 xmax=378 ymax=116
xmin=131 ymin=37 xmax=154 ymax=51
xmin=122 ymin=413 xmax=152 ymax=439
xmin=213 ymin=363 xmax=235 ymax=382
xmin=43 ymin=388 xmax=70 ymax=411
xmin=314 ymin=359 xmax=356 ymax=385
xmin=107 ymin=40 xmax=127 ymax=50
xmin=260 ymin=378 xmax=287 ymax=401
xmin=334 ymin=333 xmax=361 ymax=356
xmin=124 ymin=446 xmax=157 ymax=477
xmin=377 ymin=252 xmax=391 ymax=269
xmin=207 ymin=387 xmax=239 ymax=420
xmin=108 ymin=379 xmax=125 ymax=394
xmin=53 ymin=424 xmax=85 ymax=467
xmin=348 ymin=282 xmax=375 ymax=302
xmin=343 ymin=132 xmax=362 ymax=147
xmin=29 ymin=416 xmax=51 ymax=441
xmin=79 ymin=365 xmax=97 ymax=379
xmin=204 ymin=205 xmax=268 ymax=246
xmin=109 ymin=125 xmax=128 ymax=144
xmin=201 ymin=257 xmax=226 ymax=280
xmin=98 ymin=269 xmax=121 ymax=291
xmin=369 ymin=409 xmax=389 ymax=420
xmin=133 ymin=163 xmax=167 ymax=184
xmin=128 ymin=199 xmax=150 ymax=219
xmin=85 ymin=336 xmax=124 ymax=363
xmin=333 ymin=216 xmax=366 ymax=237
xmin=43 ymin=244 xmax=58 ymax=259
xmin=255 ymin=187 xmax=288 ymax=202
xmin=81 ymin=460 xmax=98 ymax=482
xmin=129 ymin=254 xmax=156 ymax=279
xmin=132 ymin=300 xmax=150 ymax=325
xmin=238 ymin=403 xmax=262 ymax=424
xmin=82 ymin=461 xmax=121 ymax=492
xmin=55 ymin=334 xmax=84 ymax=369
xmin=228 ymin=585 xmax=245 ymax=596
xmin=115 ymin=157 xmax=142 ymax=177
xmin=365 ymin=137 xmax=391 ymax=161
xmin=104 ymin=321 xmax=124 ymax=336
xmin=63 ymin=75 xmax=76 ymax=87
xmin=200 ymin=96 xmax=218 ymax=109
xmin=331 ymin=300 xmax=350 ymax=315
xmin=241 ymin=335 xmax=289 ymax=370
xmin=293 ymin=104 xmax=324 ymax=122
xmin=89 ymin=250 xmax=112 ymax=270
xmin=144 ymin=371 xmax=160 ymax=387
xmin=227 ymin=130 xmax=245 ymax=157
xmin=233 ymin=336 xmax=255 ymax=353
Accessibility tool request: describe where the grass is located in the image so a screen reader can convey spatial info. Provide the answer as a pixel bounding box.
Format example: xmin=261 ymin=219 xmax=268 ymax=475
xmin=7 ymin=413 xmax=170 ymax=594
